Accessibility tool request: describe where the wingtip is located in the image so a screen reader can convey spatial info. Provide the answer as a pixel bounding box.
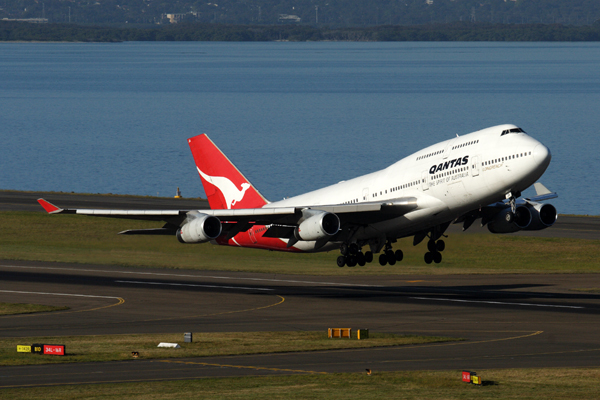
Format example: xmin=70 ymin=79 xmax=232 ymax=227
xmin=37 ymin=198 xmax=63 ymax=214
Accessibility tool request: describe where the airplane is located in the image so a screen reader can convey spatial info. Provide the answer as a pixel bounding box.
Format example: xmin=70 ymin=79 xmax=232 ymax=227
xmin=38 ymin=124 xmax=558 ymax=267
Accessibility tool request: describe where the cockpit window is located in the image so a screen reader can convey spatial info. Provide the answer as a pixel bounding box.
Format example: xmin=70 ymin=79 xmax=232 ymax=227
xmin=501 ymin=127 xmax=526 ymax=136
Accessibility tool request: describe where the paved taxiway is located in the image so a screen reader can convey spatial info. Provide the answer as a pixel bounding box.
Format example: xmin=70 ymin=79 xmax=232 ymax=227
xmin=1 ymin=191 xmax=600 ymax=387
xmin=2 ymin=261 xmax=600 ymax=387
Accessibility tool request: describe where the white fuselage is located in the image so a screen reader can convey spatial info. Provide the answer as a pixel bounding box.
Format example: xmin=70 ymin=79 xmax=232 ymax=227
xmin=267 ymin=124 xmax=551 ymax=251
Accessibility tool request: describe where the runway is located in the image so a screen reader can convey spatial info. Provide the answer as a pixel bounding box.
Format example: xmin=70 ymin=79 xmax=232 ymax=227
xmin=2 ymin=261 xmax=600 ymax=387
xmin=1 ymin=190 xmax=600 ymax=387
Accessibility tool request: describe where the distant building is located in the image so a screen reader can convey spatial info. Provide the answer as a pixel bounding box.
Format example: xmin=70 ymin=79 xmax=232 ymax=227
xmin=163 ymin=13 xmax=186 ymax=24
xmin=278 ymin=14 xmax=301 ymax=23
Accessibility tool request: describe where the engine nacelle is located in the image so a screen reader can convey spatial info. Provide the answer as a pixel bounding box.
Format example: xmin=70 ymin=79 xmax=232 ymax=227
xmin=294 ymin=211 xmax=340 ymax=241
xmin=487 ymin=205 xmax=532 ymax=234
xmin=177 ymin=213 xmax=222 ymax=244
xmin=522 ymin=203 xmax=557 ymax=231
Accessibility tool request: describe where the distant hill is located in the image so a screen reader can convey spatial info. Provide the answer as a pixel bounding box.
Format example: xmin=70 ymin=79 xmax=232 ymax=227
xmin=2 ymin=0 xmax=600 ymax=26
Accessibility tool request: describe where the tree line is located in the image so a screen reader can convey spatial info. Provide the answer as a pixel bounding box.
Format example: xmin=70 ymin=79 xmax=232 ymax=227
xmin=2 ymin=21 xmax=600 ymax=42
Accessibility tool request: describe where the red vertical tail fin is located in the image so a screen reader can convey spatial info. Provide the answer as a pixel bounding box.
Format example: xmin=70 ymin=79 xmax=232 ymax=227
xmin=188 ymin=134 xmax=268 ymax=210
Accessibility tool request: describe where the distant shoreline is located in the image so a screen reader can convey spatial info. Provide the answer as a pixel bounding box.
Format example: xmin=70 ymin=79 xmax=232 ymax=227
xmin=2 ymin=21 xmax=600 ymax=42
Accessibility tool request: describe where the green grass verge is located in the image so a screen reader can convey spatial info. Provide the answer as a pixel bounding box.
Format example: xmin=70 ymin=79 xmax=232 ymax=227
xmin=0 ymin=303 xmax=69 ymax=316
xmin=1 ymin=211 xmax=599 ymax=275
xmin=1 ymin=332 xmax=459 ymax=366
xmin=3 ymin=369 xmax=600 ymax=399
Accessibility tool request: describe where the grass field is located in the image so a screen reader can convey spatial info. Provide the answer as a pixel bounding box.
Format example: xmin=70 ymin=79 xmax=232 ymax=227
xmin=1 ymin=211 xmax=599 ymax=275
xmin=3 ymin=369 xmax=600 ymax=399
xmin=1 ymin=332 xmax=459 ymax=366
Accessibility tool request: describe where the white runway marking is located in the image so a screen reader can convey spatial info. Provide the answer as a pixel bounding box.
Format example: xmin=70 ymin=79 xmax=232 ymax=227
xmin=115 ymin=280 xmax=273 ymax=291
xmin=0 ymin=290 xmax=121 ymax=299
xmin=1 ymin=264 xmax=383 ymax=288
xmin=410 ymin=296 xmax=584 ymax=309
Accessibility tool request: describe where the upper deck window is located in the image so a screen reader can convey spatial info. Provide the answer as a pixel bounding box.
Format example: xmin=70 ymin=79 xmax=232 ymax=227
xmin=501 ymin=127 xmax=526 ymax=136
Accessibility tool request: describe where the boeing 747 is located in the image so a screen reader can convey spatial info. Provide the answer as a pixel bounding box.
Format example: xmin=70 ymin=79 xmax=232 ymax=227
xmin=39 ymin=124 xmax=557 ymax=266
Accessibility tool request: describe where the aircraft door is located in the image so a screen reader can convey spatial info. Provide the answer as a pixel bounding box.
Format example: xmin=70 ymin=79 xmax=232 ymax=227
xmin=421 ymin=171 xmax=429 ymax=191
xmin=471 ymin=155 xmax=480 ymax=177
xmin=362 ymin=188 xmax=369 ymax=201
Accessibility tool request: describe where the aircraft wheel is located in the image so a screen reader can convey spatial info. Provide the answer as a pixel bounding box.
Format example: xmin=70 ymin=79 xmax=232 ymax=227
xmin=379 ymin=254 xmax=387 ymax=266
xmin=340 ymin=243 xmax=349 ymax=256
xmin=433 ymin=251 xmax=442 ymax=264
xmin=436 ymin=240 xmax=445 ymax=252
xmin=424 ymin=252 xmax=433 ymax=264
xmin=386 ymin=250 xmax=396 ymax=266
xmin=357 ymin=252 xmax=366 ymax=266
xmin=337 ymin=256 xmax=346 ymax=267
xmin=394 ymin=249 xmax=404 ymax=262
xmin=505 ymin=211 xmax=514 ymax=223
xmin=364 ymin=251 xmax=373 ymax=263
xmin=427 ymin=240 xmax=436 ymax=252
xmin=349 ymin=243 xmax=359 ymax=255
xmin=347 ymin=255 xmax=357 ymax=267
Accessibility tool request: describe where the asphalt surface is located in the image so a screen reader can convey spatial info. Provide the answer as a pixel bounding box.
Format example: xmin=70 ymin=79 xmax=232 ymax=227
xmin=1 ymin=191 xmax=600 ymax=388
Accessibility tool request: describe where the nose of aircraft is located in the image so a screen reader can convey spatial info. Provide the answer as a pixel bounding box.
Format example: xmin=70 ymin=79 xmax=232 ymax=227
xmin=533 ymin=143 xmax=552 ymax=169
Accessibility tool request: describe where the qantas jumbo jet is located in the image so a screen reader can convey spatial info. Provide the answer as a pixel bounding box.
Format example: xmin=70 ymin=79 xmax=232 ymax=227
xmin=39 ymin=124 xmax=557 ymax=267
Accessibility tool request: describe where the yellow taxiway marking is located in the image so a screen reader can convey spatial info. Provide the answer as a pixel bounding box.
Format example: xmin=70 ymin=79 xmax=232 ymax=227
xmin=0 ymin=290 xmax=125 ymax=318
xmin=135 ymin=295 xmax=286 ymax=323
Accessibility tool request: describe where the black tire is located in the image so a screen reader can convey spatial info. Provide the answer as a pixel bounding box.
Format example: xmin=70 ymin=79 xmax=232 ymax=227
xmin=379 ymin=254 xmax=387 ymax=266
xmin=427 ymin=240 xmax=436 ymax=252
xmin=386 ymin=250 xmax=396 ymax=266
xmin=340 ymin=243 xmax=349 ymax=256
xmin=424 ymin=252 xmax=433 ymax=264
xmin=365 ymin=251 xmax=373 ymax=263
xmin=433 ymin=251 xmax=442 ymax=264
xmin=357 ymin=252 xmax=366 ymax=266
xmin=347 ymin=255 xmax=357 ymax=267
xmin=394 ymin=249 xmax=404 ymax=262
xmin=337 ymin=256 xmax=346 ymax=267
xmin=436 ymin=240 xmax=445 ymax=252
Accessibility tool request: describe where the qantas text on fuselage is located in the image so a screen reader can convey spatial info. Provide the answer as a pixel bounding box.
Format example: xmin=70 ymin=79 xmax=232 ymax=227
xmin=38 ymin=124 xmax=557 ymax=267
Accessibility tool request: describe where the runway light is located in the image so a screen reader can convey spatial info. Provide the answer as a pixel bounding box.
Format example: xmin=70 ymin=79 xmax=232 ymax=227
xmin=132 ymin=351 xmax=139 ymax=358
xmin=366 ymin=369 xmax=372 ymax=375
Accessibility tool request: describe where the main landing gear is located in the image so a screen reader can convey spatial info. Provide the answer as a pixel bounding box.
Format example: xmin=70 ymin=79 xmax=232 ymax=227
xmin=378 ymin=242 xmax=403 ymax=266
xmin=337 ymin=242 xmax=374 ymax=267
xmin=424 ymin=239 xmax=445 ymax=264
xmin=337 ymin=241 xmax=403 ymax=267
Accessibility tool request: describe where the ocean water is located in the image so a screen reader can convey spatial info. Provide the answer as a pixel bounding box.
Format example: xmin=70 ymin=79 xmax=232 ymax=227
xmin=1 ymin=42 xmax=599 ymax=215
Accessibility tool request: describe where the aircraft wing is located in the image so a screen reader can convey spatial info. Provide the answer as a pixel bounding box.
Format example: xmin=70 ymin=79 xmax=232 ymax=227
xmin=38 ymin=197 xmax=419 ymax=237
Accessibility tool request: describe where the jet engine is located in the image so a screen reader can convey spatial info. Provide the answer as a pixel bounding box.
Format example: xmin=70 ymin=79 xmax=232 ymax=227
xmin=487 ymin=203 xmax=556 ymax=233
xmin=294 ymin=211 xmax=340 ymax=241
xmin=522 ymin=203 xmax=557 ymax=231
xmin=177 ymin=213 xmax=222 ymax=243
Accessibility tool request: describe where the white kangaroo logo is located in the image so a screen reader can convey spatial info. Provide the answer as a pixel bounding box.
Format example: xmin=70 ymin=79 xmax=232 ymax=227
xmin=197 ymin=167 xmax=251 ymax=209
